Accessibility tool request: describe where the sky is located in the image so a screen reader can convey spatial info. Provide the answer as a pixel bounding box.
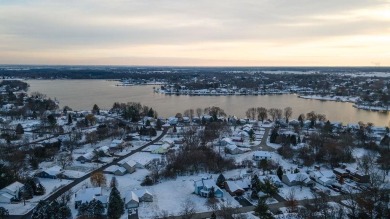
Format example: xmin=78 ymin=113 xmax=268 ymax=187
xmin=0 ymin=0 xmax=389 ymax=66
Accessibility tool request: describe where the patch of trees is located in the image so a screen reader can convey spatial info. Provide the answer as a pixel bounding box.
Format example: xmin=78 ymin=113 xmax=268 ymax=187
xmin=77 ymin=199 xmax=105 ymax=219
xmin=138 ymin=126 xmax=157 ymax=136
xmin=0 ymin=80 xmax=29 ymax=91
xmin=163 ymin=127 xmax=235 ymax=177
xmin=111 ymin=102 xmax=158 ymax=122
xmin=32 ymin=200 xmax=71 ymax=219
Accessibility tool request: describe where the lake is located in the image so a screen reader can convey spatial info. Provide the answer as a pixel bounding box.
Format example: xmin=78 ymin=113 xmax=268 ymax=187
xmin=27 ymin=80 xmax=390 ymax=126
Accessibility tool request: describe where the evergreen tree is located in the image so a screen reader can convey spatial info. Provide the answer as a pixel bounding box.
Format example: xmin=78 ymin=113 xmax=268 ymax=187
xmin=57 ymin=202 xmax=72 ymax=219
xmin=88 ymin=199 xmax=105 ymax=218
xmin=32 ymin=200 xmax=71 ymax=219
xmin=107 ymin=186 xmax=125 ymax=219
xmin=147 ymin=108 xmax=155 ymax=117
xmin=156 ymin=119 xmax=162 ymax=130
xmin=15 ymin=123 xmax=24 ymax=135
xmin=67 ymin=114 xmax=72 ymax=124
xmin=216 ymin=173 xmax=226 ymax=188
xmin=270 ymin=128 xmax=278 ymax=143
xmin=254 ymin=198 xmax=274 ymax=219
xmin=290 ymin=135 xmax=297 ymax=146
xmin=208 ymin=186 xmax=215 ymax=198
xmin=19 ymin=184 xmax=34 ymax=200
xmin=92 ymin=104 xmax=100 ymax=115
xmin=110 ymin=176 xmax=118 ymax=188
xmin=31 ymin=200 xmax=47 ymax=219
xmin=0 ymin=207 xmax=9 ymax=219
xmin=210 ymin=212 xmax=216 ymax=219
xmin=277 ymin=166 xmax=283 ymax=180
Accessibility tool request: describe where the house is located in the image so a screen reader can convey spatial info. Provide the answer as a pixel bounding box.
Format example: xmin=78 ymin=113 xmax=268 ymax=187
xmin=219 ymin=138 xmax=234 ymax=146
xmin=124 ymin=191 xmax=139 ymax=209
xmin=104 ymin=165 xmax=127 ymax=176
xmin=129 ymin=152 xmax=161 ymax=169
xmin=109 ymin=139 xmax=124 ymax=151
xmin=75 ymin=187 xmax=109 ymax=209
xmin=194 ymin=178 xmax=224 ymax=198
xmin=0 ymin=181 xmax=24 ymax=203
xmin=259 ymin=175 xmax=283 ymax=188
xmin=35 ymin=166 xmax=63 ymax=179
xmin=346 ymin=168 xmax=370 ymax=184
xmin=119 ymin=159 xmax=137 ymax=174
xmin=224 ymin=181 xmax=245 ymax=196
xmin=253 ymin=151 xmax=272 ymax=161
xmin=309 ymin=170 xmax=337 ymax=186
xmin=151 ymin=143 xmax=172 ymax=154
xmin=225 ymin=144 xmax=242 ymax=155
xmin=333 ymin=168 xmax=349 ymax=180
xmin=133 ymin=189 xmax=153 ymax=202
xmin=233 ymin=179 xmax=251 ymax=191
xmin=76 ymin=152 xmax=95 ymax=163
xmin=282 ymin=173 xmax=314 ymax=187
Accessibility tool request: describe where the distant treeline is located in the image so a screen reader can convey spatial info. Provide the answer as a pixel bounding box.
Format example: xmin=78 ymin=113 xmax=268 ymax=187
xmin=0 ymin=65 xmax=389 ymax=79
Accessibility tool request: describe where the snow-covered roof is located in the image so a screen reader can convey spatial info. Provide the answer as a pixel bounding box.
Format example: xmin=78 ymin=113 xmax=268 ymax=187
xmin=75 ymin=187 xmax=109 ymax=204
xmin=98 ymin=146 xmax=110 ymax=153
xmin=225 ymin=181 xmax=244 ymax=192
xmin=45 ymin=166 xmax=62 ymax=176
xmin=129 ymin=152 xmax=160 ymax=166
xmin=1 ymin=181 xmax=24 ymax=193
xmin=253 ymin=151 xmax=272 ymax=158
xmin=104 ymin=165 xmax=126 ymax=173
xmin=119 ymin=159 xmax=137 ymax=167
xmin=285 ymin=173 xmax=310 ymax=183
xmin=80 ymin=152 xmax=95 ymax=160
xmin=226 ymin=144 xmax=238 ymax=151
xmin=259 ymin=175 xmax=282 ymax=183
xmin=110 ymin=139 xmax=123 ymax=147
xmin=133 ymin=189 xmax=152 ymax=198
xmin=0 ymin=193 xmax=14 ymax=199
xmin=125 ymin=191 xmax=139 ymax=203
xmin=221 ymin=137 xmax=234 ymax=145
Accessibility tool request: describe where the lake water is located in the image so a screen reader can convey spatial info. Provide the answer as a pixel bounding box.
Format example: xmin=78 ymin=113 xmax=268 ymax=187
xmin=27 ymin=80 xmax=390 ymax=126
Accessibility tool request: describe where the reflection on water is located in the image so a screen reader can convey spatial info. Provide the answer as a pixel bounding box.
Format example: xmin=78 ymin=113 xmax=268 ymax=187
xmin=27 ymin=80 xmax=390 ymax=126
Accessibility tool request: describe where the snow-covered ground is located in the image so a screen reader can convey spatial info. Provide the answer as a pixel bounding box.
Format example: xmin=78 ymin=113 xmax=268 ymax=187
xmin=299 ymin=95 xmax=359 ymax=103
xmin=0 ymin=178 xmax=72 ymax=215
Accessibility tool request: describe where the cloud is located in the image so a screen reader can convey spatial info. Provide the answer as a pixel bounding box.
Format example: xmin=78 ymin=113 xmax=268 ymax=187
xmin=0 ymin=0 xmax=389 ymax=65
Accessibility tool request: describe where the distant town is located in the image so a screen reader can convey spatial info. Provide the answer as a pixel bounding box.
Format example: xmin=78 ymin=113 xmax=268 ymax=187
xmin=0 ymin=75 xmax=389 ymax=219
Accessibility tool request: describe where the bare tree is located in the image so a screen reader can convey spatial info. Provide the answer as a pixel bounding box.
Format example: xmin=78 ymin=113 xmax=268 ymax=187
xmin=268 ymin=108 xmax=282 ymax=121
xmin=57 ymin=189 xmax=73 ymax=205
xmin=285 ymin=188 xmax=298 ymax=213
xmin=256 ymin=107 xmax=268 ymax=122
xmin=284 ymin=107 xmax=293 ymax=123
xmin=56 ymin=152 xmax=73 ymax=169
xmin=357 ymin=151 xmax=377 ymax=175
xmin=196 ymin=108 xmax=202 ymax=117
xmin=180 ymin=198 xmax=196 ymax=219
xmin=90 ymin=171 xmax=107 ymax=187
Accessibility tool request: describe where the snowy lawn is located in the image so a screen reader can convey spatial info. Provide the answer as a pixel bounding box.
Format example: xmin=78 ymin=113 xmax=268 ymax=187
xmin=0 ymin=178 xmax=72 ymax=215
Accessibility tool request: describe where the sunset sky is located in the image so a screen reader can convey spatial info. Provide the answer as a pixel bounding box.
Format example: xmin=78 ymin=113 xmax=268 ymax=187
xmin=0 ymin=0 xmax=389 ymax=66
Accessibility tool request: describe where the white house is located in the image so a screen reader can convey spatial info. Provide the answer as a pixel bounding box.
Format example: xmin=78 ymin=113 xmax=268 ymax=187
xmin=309 ymin=170 xmax=337 ymax=186
xmin=118 ymin=159 xmax=137 ymax=174
xmin=133 ymin=189 xmax=153 ymax=202
xmin=282 ymin=173 xmax=314 ymax=187
xmin=104 ymin=165 xmax=127 ymax=176
xmin=124 ymin=191 xmax=139 ymax=209
xmin=0 ymin=181 xmax=24 ymax=203
xmin=74 ymin=187 xmax=109 ymax=209
xmin=253 ymin=151 xmax=272 ymax=161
